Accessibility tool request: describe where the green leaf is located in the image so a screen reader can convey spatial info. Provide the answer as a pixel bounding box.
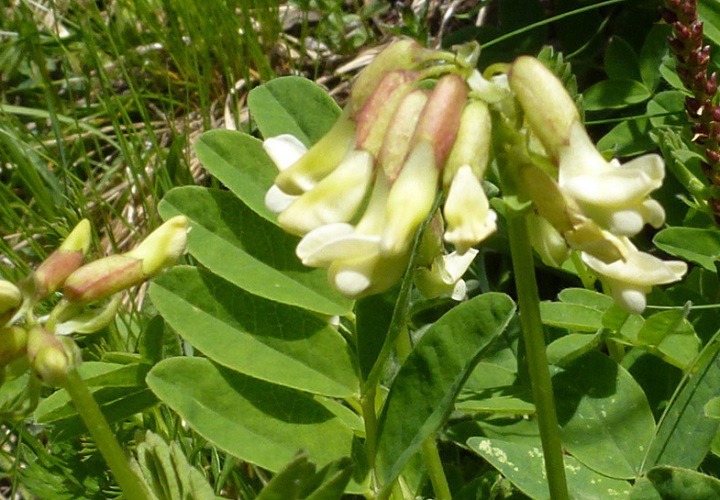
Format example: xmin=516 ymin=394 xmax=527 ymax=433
xmin=35 ymin=362 xmax=156 ymax=437
xmin=637 ymin=310 xmax=700 ymax=369
xmin=146 ymin=358 xmax=358 ymax=486
xmin=647 ymin=91 xmax=686 ymax=128
xmin=540 ymin=302 xmax=603 ymax=332
xmin=597 ymin=118 xmax=654 ymax=157
xmin=159 ymin=186 xmax=352 ymax=316
xmin=255 ymin=453 xmax=353 ymax=500
xmin=558 ymin=288 xmax=613 ymax=309
xmin=546 ymin=333 xmax=602 ymax=367
xmin=132 ymin=432 xmax=220 ymax=500
xmin=639 ymin=24 xmax=672 ymax=91
xmin=553 ymin=352 xmax=655 ymax=479
xmin=583 ymin=80 xmax=652 ymax=111
xmin=636 ymin=466 xmax=720 ymax=499
xmin=604 ymin=36 xmax=641 ymax=82
xmin=248 ymin=76 xmax=341 ymax=146
xmin=375 ymin=293 xmax=516 ymax=492
xmin=705 ymin=397 xmax=720 ymax=419
xmin=699 ymin=2 xmax=720 ymax=47
xmin=653 ymin=227 xmax=720 ymax=272
xmin=643 ymin=341 xmax=720 ymax=471
xmin=467 ymin=437 xmax=632 ymax=499
xmin=194 ymin=130 xmax=277 ymax=222
xmin=150 ymin=266 xmax=358 ymax=398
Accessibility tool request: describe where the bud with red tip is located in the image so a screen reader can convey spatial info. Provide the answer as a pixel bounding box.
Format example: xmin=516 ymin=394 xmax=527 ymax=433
xmin=63 ymin=216 xmax=188 ymax=304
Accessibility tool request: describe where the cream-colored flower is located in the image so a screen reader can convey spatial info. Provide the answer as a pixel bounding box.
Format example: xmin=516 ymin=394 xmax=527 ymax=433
xmin=559 ymin=122 xmax=665 ymax=237
xmin=414 ymin=249 xmax=479 ymax=300
xmin=581 ymin=239 xmax=687 ymax=314
xmin=443 ymin=165 xmax=497 ymax=254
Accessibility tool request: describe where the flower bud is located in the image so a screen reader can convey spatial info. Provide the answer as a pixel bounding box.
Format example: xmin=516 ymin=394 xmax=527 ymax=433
xmin=328 ymin=251 xmax=410 ymax=299
xmin=355 ymin=70 xmax=419 ymax=158
xmin=527 ymin=213 xmax=570 ymax=267
xmin=63 ymin=216 xmax=188 ymax=303
xmin=0 ymin=280 xmax=22 ymax=327
xmin=27 ymin=326 xmax=69 ymax=386
xmin=412 ymin=74 xmax=467 ymax=167
xmin=377 ymin=89 xmax=429 ymax=181
xmin=126 ymin=215 xmax=189 ymax=276
xmin=509 ymin=56 xmax=579 ymax=159
xmin=443 ymin=100 xmax=492 ymax=187
xmin=33 ymin=219 xmax=92 ymax=299
xmin=350 ymin=38 xmax=436 ymax=115
xmin=0 ymin=326 xmax=28 ymax=366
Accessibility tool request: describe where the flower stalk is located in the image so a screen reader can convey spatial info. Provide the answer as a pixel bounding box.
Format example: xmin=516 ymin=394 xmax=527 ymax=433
xmin=506 ymin=206 xmax=569 ymax=500
xmin=63 ymin=368 xmax=150 ymax=500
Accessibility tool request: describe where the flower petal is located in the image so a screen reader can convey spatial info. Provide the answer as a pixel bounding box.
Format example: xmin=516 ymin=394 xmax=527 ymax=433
xmin=278 ymin=150 xmax=374 ymax=235
xmin=265 ymin=184 xmax=298 ymax=214
xmin=296 ymin=223 xmax=380 ymax=267
xmin=263 ymin=135 xmax=308 ymax=171
xmin=443 ymin=165 xmax=497 ymax=253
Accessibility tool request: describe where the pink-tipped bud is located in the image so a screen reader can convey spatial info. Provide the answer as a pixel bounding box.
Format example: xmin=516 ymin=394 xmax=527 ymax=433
xmin=0 ymin=280 xmax=22 ymax=327
xmin=355 ymin=70 xmax=419 ymax=157
xmin=350 ymin=38 xmax=436 ymax=115
xmin=377 ymin=89 xmax=429 ymax=181
xmin=411 ymin=74 xmax=467 ymax=167
xmin=27 ymin=326 xmax=69 ymax=386
xmin=33 ymin=219 xmax=92 ymax=299
xmin=0 ymin=326 xmax=28 ymax=366
xmin=508 ymin=56 xmax=580 ymax=159
xmin=63 ymin=216 xmax=188 ymax=304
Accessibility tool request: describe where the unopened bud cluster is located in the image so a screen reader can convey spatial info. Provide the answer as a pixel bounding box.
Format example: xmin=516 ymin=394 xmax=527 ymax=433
xmin=0 ymin=216 xmax=187 ymax=388
xmin=263 ymin=40 xmax=688 ymax=313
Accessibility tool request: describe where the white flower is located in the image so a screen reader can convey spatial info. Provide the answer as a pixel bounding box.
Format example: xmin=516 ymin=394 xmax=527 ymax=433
xmin=559 ymin=122 xmax=665 ymax=237
xmin=581 ymin=239 xmax=687 ymax=314
xmin=263 ymin=134 xmax=307 ymax=213
xmin=414 ymin=249 xmax=479 ymax=300
xmin=443 ymin=165 xmax=497 ymax=254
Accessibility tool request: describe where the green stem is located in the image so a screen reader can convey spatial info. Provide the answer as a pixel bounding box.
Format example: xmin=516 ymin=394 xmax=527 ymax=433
xmin=63 ymin=368 xmax=149 ymax=500
xmin=506 ymin=211 xmax=569 ymax=500
xmin=394 ymin=329 xmax=452 ymax=500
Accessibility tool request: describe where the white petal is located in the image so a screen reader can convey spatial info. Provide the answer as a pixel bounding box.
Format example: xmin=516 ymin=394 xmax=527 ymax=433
xmin=437 ymin=249 xmax=479 ymax=284
xmin=451 ymin=279 xmax=467 ymax=301
xmin=381 ymin=141 xmax=439 ymax=255
xmin=265 ymin=184 xmax=298 ymax=213
xmin=297 ymin=224 xmax=381 ymax=267
xmin=558 ymin=122 xmax=609 ymax=182
xmin=278 ymin=150 xmax=374 ymax=235
xmin=466 ymin=70 xmax=509 ymax=103
xmin=563 ymin=169 xmax=660 ymax=207
xmin=263 ymin=135 xmax=308 ymax=171
xmin=611 ymin=284 xmax=649 ymax=315
xmin=641 ymin=199 xmax=666 ymax=228
xmin=443 ymin=165 xmax=497 ymax=253
xmin=604 ymin=208 xmax=644 ymax=236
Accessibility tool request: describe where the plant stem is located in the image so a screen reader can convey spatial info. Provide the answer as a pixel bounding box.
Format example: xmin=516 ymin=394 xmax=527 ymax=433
xmin=506 ymin=211 xmax=569 ymax=500
xmin=63 ymin=368 xmax=149 ymax=500
xmin=394 ymin=328 xmax=452 ymax=500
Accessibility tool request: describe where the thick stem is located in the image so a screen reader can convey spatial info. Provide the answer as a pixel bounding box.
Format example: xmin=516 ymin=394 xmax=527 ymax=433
xmin=506 ymin=211 xmax=569 ymax=500
xmin=63 ymin=368 xmax=149 ymax=500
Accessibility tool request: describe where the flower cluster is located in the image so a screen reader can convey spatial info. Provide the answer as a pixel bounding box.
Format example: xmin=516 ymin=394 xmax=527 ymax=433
xmin=263 ymin=40 xmax=687 ymax=313
xmin=507 ymin=56 xmax=687 ymax=313
xmin=0 ymin=217 xmax=188 ymax=388
xmin=264 ymin=40 xmax=499 ymax=300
